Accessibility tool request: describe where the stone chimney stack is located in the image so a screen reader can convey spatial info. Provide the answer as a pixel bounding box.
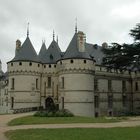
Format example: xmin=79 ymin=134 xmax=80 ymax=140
xmin=102 ymin=42 xmax=108 ymax=48
xmin=15 ymin=39 xmax=21 ymax=54
xmin=77 ymin=31 xmax=86 ymax=52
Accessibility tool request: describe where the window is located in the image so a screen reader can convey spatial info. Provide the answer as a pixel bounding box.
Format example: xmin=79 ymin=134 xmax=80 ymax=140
xmin=62 ymin=77 xmax=64 ymax=88
xmin=70 ymin=60 xmax=73 ymax=63
xmin=11 ymin=97 xmax=14 ymax=109
xmin=4 ymin=89 xmax=8 ymax=95
xmin=108 ymin=80 xmax=112 ymax=91
xmin=38 ymin=64 xmax=40 ymax=67
xmin=108 ymin=96 xmax=113 ymax=108
xmin=56 ymin=85 xmax=58 ymax=100
xmin=135 ymin=82 xmax=138 ymax=91
xmin=36 ymin=79 xmax=39 ymax=89
xmin=11 ymin=78 xmax=15 ymax=89
xmin=29 ymin=62 xmax=32 ymax=66
xmin=94 ymin=96 xmax=99 ymax=108
xmin=122 ymin=81 xmax=126 ymax=92
xmin=49 ymin=65 xmax=51 ymax=68
xmin=44 ymin=65 xmax=46 ymax=68
xmin=6 ymin=97 xmax=8 ymax=106
xmin=2 ymin=98 xmax=3 ymax=106
xmin=48 ymin=77 xmax=51 ymax=88
xmin=94 ymin=79 xmax=98 ymax=91
xmin=44 ymin=82 xmax=46 ymax=96
xmin=84 ymin=60 xmax=86 ymax=63
xmin=54 ymin=65 xmax=56 ymax=68
xmin=50 ymin=54 xmax=53 ymax=60
xmin=62 ymin=97 xmax=64 ymax=109
xmin=60 ymin=61 xmax=62 ymax=65
xmin=122 ymin=95 xmax=127 ymax=107
xmin=11 ymin=63 xmax=13 ymax=66
xmin=19 ymin=62 xmax=22 ymax=66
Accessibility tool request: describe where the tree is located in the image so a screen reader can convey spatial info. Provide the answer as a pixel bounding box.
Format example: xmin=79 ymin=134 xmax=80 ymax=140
xmin=102 ymin=23 xmax=140 ymax=70
xmin=129 ymin=23 xmax=140 ymax=42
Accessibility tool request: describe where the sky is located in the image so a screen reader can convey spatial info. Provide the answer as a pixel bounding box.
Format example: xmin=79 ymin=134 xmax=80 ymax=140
xmin=0 ymin=0 xmax=140 ymax=72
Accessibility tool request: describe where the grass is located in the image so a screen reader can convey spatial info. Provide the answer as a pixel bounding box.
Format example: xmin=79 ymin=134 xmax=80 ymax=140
xmin=5 ymin=127 xmax=140 ymax=140
xmin=8 ymin=115 xmax=126 ymax=126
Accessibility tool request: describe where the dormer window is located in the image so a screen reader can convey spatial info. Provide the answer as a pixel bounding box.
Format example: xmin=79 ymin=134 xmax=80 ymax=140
xmin=50 ymin=54 xmax=53 ymax=60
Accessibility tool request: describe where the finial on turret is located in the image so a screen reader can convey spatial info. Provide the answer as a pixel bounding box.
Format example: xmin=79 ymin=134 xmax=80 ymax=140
xmin=0 ymin=59 xmax=2 ymax=71
xmin=53 ymin=30 xmax=55 ymax=41
xmin=27 ymin=22 xmax=29 ymax=37
xmin=75 ymin=18 xmax=77 ymax=33
xmin=42 ymin=38 xmax=46 ymax=44
xmin=57 ymin=35 xmax=58 ymax=44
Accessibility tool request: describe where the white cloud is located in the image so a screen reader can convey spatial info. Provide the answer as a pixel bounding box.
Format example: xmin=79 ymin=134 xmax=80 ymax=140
xmin=111 ymin=1 xmax=140 ymax=19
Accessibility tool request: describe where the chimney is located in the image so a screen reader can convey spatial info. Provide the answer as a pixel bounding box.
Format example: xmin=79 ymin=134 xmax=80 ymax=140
xmin=77 ymin=31 xmax=86 ymax=52
xmin=15 ymin=40 xmax=21 ymax=55
xmin=102 ymin=42 xmax=108 ymax=48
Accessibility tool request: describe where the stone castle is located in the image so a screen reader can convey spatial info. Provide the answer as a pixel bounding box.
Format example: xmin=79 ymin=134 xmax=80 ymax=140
xmin=0 ymin=27 xmax=140 ymax=117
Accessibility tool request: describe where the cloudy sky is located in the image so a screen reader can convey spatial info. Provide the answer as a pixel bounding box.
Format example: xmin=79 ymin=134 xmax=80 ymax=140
xmin=0 ymin=0 xmax=140 ymax=71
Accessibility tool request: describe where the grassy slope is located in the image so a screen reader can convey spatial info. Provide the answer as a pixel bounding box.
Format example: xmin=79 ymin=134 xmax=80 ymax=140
xmin=5 ymin=127 xmax=140 ymax=140
xmin=8 ymin=115 xmax=126 ymax=126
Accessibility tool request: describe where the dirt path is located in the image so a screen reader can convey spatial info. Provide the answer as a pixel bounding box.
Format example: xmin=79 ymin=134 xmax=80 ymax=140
xmin=0 ymin=112 xmax=35 ymax=140
xmin=1 ymin=113 xmax=140 ymax=140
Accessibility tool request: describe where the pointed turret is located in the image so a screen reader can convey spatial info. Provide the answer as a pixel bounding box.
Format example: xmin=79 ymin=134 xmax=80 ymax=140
xmin=44 ymin=40 xmax=62 ymax=64
xmin=75 ymin=18 xmax=78 ymax=33
xmin=38 ymin=42 xmax=47 ymax=63
xmin=10 ymin=36 xmax=39 ymax=62
xmin=63 ymin=31 xmax=91 ymax=59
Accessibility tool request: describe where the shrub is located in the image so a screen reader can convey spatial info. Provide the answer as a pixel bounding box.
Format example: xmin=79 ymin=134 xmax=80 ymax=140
xmin=34 ymin=109 xmax=74 ymax=117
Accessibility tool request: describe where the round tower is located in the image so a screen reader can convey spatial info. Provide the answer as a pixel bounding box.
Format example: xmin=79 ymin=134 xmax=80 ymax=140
xmin=7 ymin=36 xmax=42 ymax=113
xmin=57 ymin=31 xmax=95 ymax=117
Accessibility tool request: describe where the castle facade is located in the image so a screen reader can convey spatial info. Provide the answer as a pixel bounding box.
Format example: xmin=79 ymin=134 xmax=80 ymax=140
xmin=0 ymin=29 xmax=140 ymax=117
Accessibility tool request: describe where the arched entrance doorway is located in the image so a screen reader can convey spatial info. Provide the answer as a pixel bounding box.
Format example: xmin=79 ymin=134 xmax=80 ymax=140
xmin=45 ymin=97 xmax=55 ymax=111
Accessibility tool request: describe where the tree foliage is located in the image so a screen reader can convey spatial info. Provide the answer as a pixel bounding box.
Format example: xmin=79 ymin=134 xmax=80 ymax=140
xmin=102 ymin=23 xmax=140 ymax=70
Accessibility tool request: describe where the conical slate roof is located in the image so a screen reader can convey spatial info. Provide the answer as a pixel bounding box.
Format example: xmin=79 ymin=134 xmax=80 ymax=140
xmin=63 ymin=33 xmax=91 ymax=59
xmin=38 ymin=43 xmax=47 ymax=63
xmin=43 ymin=40 xmax=62 ymax=64
xmin=11 ymin=37 xmax=39 ymax=62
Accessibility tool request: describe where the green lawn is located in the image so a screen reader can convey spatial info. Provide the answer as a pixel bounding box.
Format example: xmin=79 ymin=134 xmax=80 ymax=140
xmin=5 ymin=127 xmax=140 ymax=140
xmin=8 ymin=115 xmax=126 ymax=126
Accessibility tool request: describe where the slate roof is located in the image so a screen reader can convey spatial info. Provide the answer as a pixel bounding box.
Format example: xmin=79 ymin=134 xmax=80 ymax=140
xmin=10 ymin=37 xmax=39 ymax=62
xmin=85 ymin=43 xmax=104 ymax=65
xmin=42 ymin=40 xmax=62 ymax=64
xmin=63 ymin=33 xmax=91 ymax=60
xmin=38 ymin=43 xmax=47 ymax=63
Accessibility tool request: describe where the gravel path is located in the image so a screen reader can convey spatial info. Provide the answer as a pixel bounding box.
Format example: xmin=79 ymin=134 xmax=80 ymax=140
xmin=1 ymin=113 xmax=140 ymax=140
